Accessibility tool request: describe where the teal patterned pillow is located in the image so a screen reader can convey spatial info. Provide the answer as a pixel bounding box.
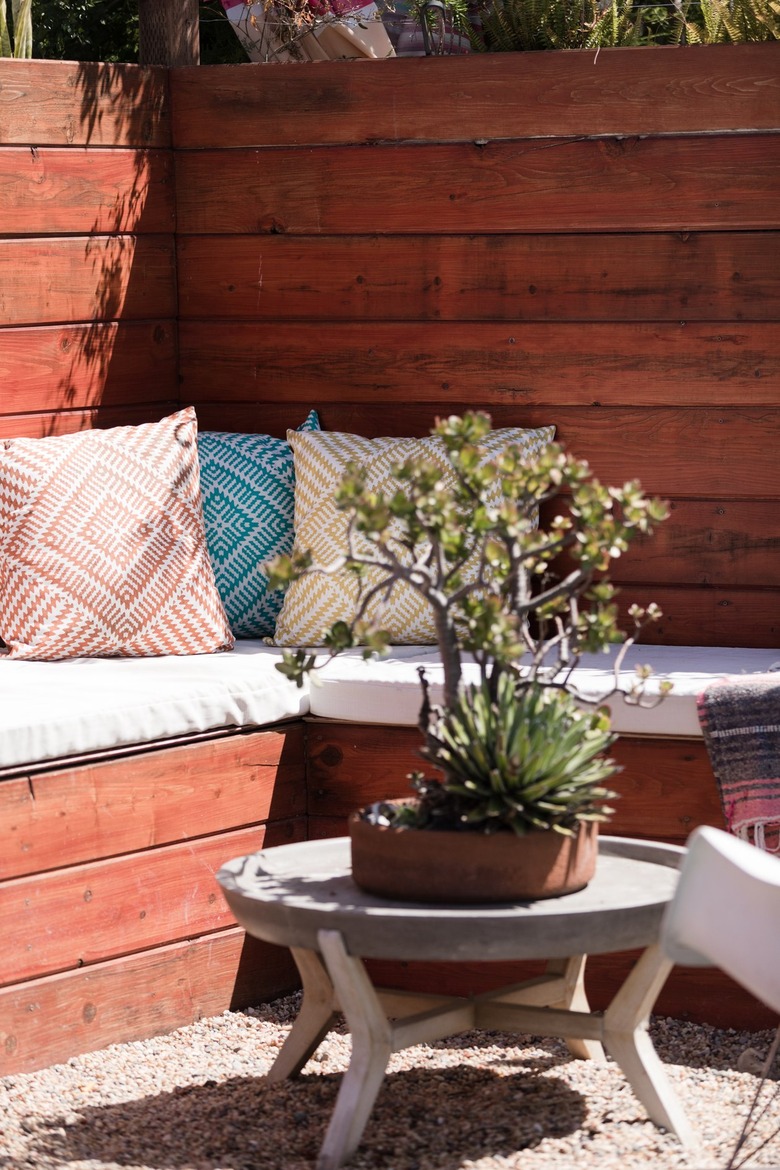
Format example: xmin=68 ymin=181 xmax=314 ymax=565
xmin=198 ymin=411 xmax=319 ymax=638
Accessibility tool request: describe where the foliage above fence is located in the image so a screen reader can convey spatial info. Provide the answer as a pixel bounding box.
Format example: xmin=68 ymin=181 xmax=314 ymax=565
xmin=227 ymin=0 xmax=779 ymax=64
xmin=1 ymin=0 xmax=777 ymax=64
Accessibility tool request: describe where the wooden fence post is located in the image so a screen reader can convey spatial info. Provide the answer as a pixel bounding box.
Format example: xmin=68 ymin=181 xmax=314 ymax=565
xmin=139 ymin=0 xmax=200 ymax=66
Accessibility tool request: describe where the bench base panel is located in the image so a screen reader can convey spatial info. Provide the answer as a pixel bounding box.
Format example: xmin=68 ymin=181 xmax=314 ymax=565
xmin=0 ymin=928 xmax=298 ymax=1076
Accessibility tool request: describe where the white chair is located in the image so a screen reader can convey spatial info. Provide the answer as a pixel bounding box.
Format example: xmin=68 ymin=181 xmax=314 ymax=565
xmin=662 ymin=828 xmax=780 ymax=1170
xmin=660 ymin=824 xmax=780 ymax=1015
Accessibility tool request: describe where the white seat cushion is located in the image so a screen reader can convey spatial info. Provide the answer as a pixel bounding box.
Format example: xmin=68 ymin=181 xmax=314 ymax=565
xmin=3 ymin=641 xmax=778 ymax=772
xmin=0 ymin=642 xmax=310 ymax=770
xmin=309 ymin=644 xmax=780 ymax=738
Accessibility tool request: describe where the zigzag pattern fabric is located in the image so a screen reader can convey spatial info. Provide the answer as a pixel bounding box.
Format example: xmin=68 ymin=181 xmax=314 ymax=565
xmin=273 ymin=424 xmax=555 ymax=647
xmin=0 ymin=408 xmax=234 ymax=660
xmin=198 ymin=410 xmax=319 ymax=637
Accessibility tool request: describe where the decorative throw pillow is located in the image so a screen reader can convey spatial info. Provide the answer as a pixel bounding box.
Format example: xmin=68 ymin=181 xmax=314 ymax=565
xmin=273 ymin=424 xmax=555 ymax=647
xmin=0 ymin=407 xmax=234 ymax=660
xmin=198 ymin=410 xmax=319 ymax=638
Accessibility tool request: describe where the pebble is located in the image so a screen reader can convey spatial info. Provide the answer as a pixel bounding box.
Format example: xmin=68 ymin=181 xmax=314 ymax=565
xmin=0 ymin=995 xmax=778 ymax=1169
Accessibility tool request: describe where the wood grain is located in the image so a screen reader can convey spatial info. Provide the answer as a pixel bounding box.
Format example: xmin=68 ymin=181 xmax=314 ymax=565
xmin=0 ymin=60 xmax=170 ymax=147
xmin=176 ymin=134 xmax=780 ymax=236
xmin=178 ymin=320 xmax=780 ymax=407
xmin=0 ymin=147 xmax=174 ymax=235
xmin=177 ymin=231 xmax=780 ymax=323
xmin=0 ymin=725 xmax=306 ymax=881
xmin=0 ymin=236 xmax=176 ymax=326
xmin=601 ymin=500 xmax=780 ymax=589
xmin=0 ymin=401 xmax=179 ymax=439
xmin=608 ymin=739 xmax=722 ymax=838
xmin=306 ymin=724 xmax=724 ymax=841
xmin=0 ymin=927 xmax=298 ymax=1076
xmin=614 ymin=586 xmax=779 ymax=649
xmin=171 ymin=44 xmax=780 ymax=148
xmin=0 ymin=321 xmax=177 ymax=415
xmin=177 ymin=401 xmax=780 ymax=501
xmin=0 ymin=819 xmax=305 ymax=985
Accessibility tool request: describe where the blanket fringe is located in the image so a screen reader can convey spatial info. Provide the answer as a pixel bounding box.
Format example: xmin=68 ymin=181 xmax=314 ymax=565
xmin=734 ymin=819 xmax=780 ymax=854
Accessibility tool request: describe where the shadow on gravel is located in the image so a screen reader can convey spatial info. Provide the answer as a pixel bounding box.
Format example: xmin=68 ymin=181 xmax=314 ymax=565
xmin=27 ymin=1063 xmax=587 ymax=1170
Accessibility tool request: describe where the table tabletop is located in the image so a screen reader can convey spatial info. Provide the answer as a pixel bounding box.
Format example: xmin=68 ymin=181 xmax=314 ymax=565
xmin=217 ymin=834 xmax=684 ymax=963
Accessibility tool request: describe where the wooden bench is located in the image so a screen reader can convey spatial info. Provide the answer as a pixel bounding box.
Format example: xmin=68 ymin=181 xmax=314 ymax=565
xmin=1 ymin=46 xmax=778 ymax=1074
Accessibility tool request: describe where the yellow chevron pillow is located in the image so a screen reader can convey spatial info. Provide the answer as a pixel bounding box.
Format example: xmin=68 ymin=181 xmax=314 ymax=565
xmin=273 ymin=424 xmax=555 ymax=647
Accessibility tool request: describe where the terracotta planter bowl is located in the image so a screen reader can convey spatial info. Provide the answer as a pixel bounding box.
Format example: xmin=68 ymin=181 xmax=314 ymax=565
xmin=349 ymin=810 xmax=598 ymax=904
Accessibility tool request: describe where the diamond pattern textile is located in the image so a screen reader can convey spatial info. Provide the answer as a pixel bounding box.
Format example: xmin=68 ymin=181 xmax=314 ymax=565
xmin=0 ymin=408 xmax=234 ymax=660
xmin=273 ymin=424 xmax=555 ymax=647
xmin=198 ymin=410 xmax=319 ymax=637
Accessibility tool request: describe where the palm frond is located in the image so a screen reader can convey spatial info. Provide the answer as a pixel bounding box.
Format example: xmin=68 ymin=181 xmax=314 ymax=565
xmin=1 ymin=0 xmax=33 ymax=57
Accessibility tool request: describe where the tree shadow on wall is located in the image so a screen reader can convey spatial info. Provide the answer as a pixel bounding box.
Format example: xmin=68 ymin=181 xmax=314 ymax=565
xmin=1 ymin=58 xmax=178 ymax=438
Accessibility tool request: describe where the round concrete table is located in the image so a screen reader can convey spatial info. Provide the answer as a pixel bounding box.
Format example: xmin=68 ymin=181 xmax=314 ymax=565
xmin=217 ymin=834 xmax=698 ymax=1170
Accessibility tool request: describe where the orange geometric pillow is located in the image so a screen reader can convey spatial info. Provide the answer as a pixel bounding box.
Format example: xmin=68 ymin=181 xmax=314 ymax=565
xmin=0 ymin=407 xmax=234 ymax=660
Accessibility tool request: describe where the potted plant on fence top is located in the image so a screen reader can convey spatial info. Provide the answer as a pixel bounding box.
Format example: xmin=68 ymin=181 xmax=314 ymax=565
xmin=268 ymin=411 xmax=670 ymax=903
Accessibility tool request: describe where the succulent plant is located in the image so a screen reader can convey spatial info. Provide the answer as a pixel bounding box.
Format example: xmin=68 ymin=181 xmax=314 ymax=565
xmin=402 ymin=671 xmax=618 ymax=836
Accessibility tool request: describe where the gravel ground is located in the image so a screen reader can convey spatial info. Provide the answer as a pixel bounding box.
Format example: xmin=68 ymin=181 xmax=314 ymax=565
xmin=1 ymin=994 xmax=778 ymax=1170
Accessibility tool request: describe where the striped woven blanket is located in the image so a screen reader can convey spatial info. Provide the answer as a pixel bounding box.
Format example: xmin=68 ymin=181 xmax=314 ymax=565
xmin=697 ymin=673 xmax=780 ymax=853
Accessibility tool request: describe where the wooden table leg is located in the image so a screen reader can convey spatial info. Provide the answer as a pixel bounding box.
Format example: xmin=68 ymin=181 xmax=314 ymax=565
xmin=315 ymin=929 xmax=394 ymax=1170
xmin=546 ymin=955 xmax=606 ymax=1062
xmin=267 ymin=946 xmax=337 ymax=1083
xmin=602 ymin=943 xmax=699 ymax=1151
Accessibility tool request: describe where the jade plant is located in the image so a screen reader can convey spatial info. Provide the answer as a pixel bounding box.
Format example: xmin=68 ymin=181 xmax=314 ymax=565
xmin=269 ymin=411 xmax=671 ymax=837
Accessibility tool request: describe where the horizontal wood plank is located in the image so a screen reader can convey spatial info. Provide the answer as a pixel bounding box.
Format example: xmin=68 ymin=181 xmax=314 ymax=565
xmin=189 ymin=400 xmax=334 ymax=439
xmin=0 ymin=401 xmax=179 ymax=439
xmin=177 ymin=231 xmax=780 ymax=324
xmin=178 ymin=402 xmax=780 ymax=501
xmin=0 ymin=321 xmax=177 ymax=414
xmin=0 ymin=60 xmax=170 ymax=147
xmin=0 ymin=148 xmax=174 ymax=235
xmin=306 ymin=724 xmax=724 ymax=840
xmin=176 ymin=135 xmax=780 ymax=236
xmin=608 ymin=738 xmax=722 ymax=839
xmin=171 ymin=44 xmax=780 ymax=147
xmin=423 ymin=406 xmax=780 ymax=503
xmin=0 ymin=927 xmax=298 ymax=1076
xmin=0 ymin=236 xmax=176 ymax=326
xmin=0 ymin=819 xmax=305 ymax=985
xmin=606 ymin=500 xmax=780 ymax=589
xmin=178 ymin=320 xmax=780 ymax=407
xmin=1 ymin=725 xmax=306 ymax=881
xmin=615 ymin=586 xmax=779 ymax=649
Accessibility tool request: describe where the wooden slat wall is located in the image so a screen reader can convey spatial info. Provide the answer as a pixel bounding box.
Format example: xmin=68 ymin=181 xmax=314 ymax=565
xmin=1 ymin=724 xmax=307 ymax=882
xmin=171 ymin=43 xmax=780 ymax=145
xmin=1 ymin=45 xmax=779 ymax=1070
xmin=0 ymin=60 xmax=178 ymax=437
xmin=0 ymin=726 xmax=306 ymax=1074
xmin=174 ymin=44 xmax=780 ymax=649
xmin=0 ymin=928 xmax=297 ymax=1076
